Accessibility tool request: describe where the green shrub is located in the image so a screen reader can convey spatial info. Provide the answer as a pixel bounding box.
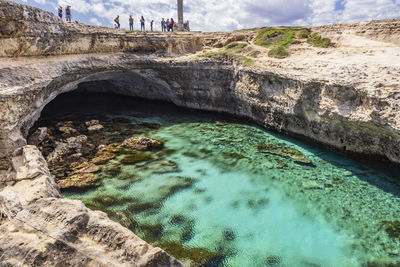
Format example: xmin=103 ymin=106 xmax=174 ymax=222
xmin=254 ymin=28 xmax=297 ymax=48
xmin=307 ymin=32 xmax=331 ymax=47
xmin=254 ymin=27 xmax=310 ymax=59
xmin=297 ymin=29 xmax=309 ymax=38
xmin=268 ymin=46 xmax=289 ymax=59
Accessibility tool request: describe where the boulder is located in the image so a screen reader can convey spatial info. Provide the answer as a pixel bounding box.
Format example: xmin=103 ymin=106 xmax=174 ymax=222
xmin=88 ymin=124 xmax=104 ymax=132
xmin=122 ymin=137 xmax=163 ymax=151
xmin=57 ymin=173 xmax=99 ymax=189
xmin=47 ymin=135 xmax=88 ymax=164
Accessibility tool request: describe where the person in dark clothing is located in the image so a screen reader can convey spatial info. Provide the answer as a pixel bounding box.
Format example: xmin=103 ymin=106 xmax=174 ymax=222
xmin=170 ymin=18 xmax=175 ymax=32
xmin=65 ymin=5 xmax=71 ymax=22
xmin=161 ymin=18 xmax=165 ymax=32
xmin=140 ymin=16 xmax=145 ymax=31
xmin=114 ymin=15 xmax=120 ymax=29
xmin=166 ymin=19 xmax=170 ymax=31
xmin=58 ymin=6 xmax=63 ymax=19
xmin=151 ymin=20 xmax=154 ymax=31
xmin=129 ymin=15 xmax=134 ymax=31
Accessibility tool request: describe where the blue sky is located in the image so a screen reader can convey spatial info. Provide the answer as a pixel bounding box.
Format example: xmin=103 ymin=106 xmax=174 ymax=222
xmin=13 ymin=0 xmax=400 ymax=32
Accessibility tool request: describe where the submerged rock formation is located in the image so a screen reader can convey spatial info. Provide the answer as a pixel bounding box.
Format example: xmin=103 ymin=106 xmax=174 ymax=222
xmin=0 ymin=0 xmax=400 ymax=265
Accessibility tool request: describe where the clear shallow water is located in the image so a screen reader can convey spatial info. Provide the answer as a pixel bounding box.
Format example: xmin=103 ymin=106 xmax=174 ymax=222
xmin=44 ymin=93 xmax=400 ymax=266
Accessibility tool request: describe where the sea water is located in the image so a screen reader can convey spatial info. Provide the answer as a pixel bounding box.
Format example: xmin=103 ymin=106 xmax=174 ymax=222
xmin=43 ymin=92 xmax=400 ymax=266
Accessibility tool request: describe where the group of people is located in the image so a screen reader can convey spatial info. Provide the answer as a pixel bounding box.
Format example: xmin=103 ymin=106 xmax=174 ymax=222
xmin=115 ymin=15 xmax=178 ymax=32
xmin=58 ymin=5 xmax=72 ymax=22
xmin=116 ymin=15 xmax=151 ymax=31
xmin=161 ymin=18 xmax=175 ymax=32
xmin=56 ymin=8 xmax=185 ymax=32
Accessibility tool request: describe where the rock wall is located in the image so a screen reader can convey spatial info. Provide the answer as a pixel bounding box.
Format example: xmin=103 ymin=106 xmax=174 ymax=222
xmin=1 ymin=54 xmax=399 ymax=167
xmin=0 ymin=0 xmax=204 ymax=57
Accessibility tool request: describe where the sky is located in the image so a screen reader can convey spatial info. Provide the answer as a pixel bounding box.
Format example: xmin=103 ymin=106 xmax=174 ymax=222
xmin=13 ymin=0 xmax=400 ymax=32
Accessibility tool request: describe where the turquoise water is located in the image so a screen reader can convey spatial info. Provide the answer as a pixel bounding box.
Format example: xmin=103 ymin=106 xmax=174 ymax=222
xmin=44 ymin=93 xmax=400 ymax=266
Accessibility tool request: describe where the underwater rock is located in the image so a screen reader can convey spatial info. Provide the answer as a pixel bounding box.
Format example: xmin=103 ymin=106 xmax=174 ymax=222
xmin=70 ymin=162 xmax=100 ymax=174
xmin=88 ymin=124 xmax=104 ymax=132
xmin=127 ymin=202 xmax=161 ymax=214
xmin=265 ymin=255 xmax=282 ymax=267
xmin=257 ymin=143 xmax=312 ymax=165
xmin=58 ymin=126 xmax=78 ymax=135
xmin=91 ymin=152 xmax=116 ymax=165
xmin=158 ymin=176 xmax=197 ymax=200
xmin=381 ymin=220 xmax=400 ymax=240
xmin=120 ymin=152 xmax=153 ymax=165
xmin=222 ymin=229 xmax=236 ymax=241
xmin=47 ymin=135 xmax=88 ymax=164
xmin=364 ymin=259 xmax=400 ymax=267
xmin=140 ymin=160 xmax=180 ymax=174
xmin=302 ymin=180 xmax=324 ymax=190
xmin=247 ymin=198 xmax=270 ymax=209
xmin=86 ymin=120 xmax=104 ymax=132
xmin=170 ymin=215 xmax=187 ymax=225
xmin=103 ymin=164 xmax=122 ymax=176
xmin=27 ymin=127 xmax=48 ymax=146
xmin=57 ymin=173 xmax=98 ymax=189
xmin=85 ymin=120 xmax=100 ymax=127
xmin=150 ymin=240 xmax=224 ymax=267
xmin=122 ymin=136 xmax=163 ymax=151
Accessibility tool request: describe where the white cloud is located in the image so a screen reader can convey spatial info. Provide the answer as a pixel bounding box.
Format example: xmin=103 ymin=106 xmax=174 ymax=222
xmin=89 ymin=17 xmax=102 ymax=25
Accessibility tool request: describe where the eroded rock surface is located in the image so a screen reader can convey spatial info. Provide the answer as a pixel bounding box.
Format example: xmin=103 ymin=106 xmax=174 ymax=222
xmin=0 ymin=145 xmax=182 ymax=266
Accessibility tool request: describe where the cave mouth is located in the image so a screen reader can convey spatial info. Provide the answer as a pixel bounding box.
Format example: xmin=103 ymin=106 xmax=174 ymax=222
xmin=29 ymin=89 xmax=400 ymax=266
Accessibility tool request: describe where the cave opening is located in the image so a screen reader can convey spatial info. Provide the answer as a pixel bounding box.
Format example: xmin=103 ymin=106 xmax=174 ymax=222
xmin=27 ymin=82 xmax=400 ymax=266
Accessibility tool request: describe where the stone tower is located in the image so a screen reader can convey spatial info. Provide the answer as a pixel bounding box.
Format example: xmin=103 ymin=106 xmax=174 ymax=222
xmin=177 ymin=0 xmax=184 ymax=31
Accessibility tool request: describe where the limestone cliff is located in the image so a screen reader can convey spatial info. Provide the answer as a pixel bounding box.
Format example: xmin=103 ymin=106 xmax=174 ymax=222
xmin=0 ymin=0 xmax=400 ymax=265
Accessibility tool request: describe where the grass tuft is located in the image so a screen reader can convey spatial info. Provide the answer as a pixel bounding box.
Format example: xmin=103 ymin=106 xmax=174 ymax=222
xmin=224 ymin=42 xmax=248 ymax=53
xmin=248 ymin=50 xmax=261 ymax=58
xmin=297 ymin=29 xmax=309 ymax=39
xmin=307 ymin=32 xmax=331 ymax=48
xmin=254 ymin=28 xmax=297 ymax=48
xmin=254 ymin=27 xmax=307 ymax=59
xmin=268 ymin=46 xmax=289 ymax=59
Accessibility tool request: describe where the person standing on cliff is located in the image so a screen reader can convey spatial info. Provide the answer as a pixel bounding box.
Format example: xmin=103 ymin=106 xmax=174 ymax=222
xmin=170 ymin=18 xmax=175 ymax=32
xmin=129 ymin=15 xmax=134 ymax=31
xmin=161 ymin=18 xmax=166 ymax=32
xmin=65 ymin=5 xmax=71 ymax=22
xmin=140 ymin=16 xmax=145 ymax=31
xmin=58 ymin=6 xmax=63 ymax=20
xmin=114 ymin=15 xmax=120 ymax=29
xmin=166 ymin=19 xmax=170 ymax=31
xmin=150 ymin=20 xmax=154 ymax=31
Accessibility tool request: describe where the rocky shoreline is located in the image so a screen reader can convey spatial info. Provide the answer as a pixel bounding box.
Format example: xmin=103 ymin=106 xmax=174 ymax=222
xmin=1 ymin=0 xmax=400 ymax=265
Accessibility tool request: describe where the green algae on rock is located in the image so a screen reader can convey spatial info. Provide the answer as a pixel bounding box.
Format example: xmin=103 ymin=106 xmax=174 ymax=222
xmin=381 ymin=220 xmax=400 ymax=240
